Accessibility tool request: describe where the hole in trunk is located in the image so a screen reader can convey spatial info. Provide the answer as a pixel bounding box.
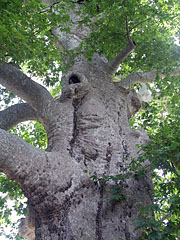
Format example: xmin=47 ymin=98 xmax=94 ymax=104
xmin=69 ymin=74 xmax=81 ymax=84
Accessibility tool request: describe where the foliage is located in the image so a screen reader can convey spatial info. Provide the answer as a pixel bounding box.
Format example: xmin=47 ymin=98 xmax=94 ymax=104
xmin=1 ymin=0 xmax=180 ymax=82
xmin=0 ymin=173 xmax=25 ymax=239
xmin=136 ymin=122 xmax=180 ymax=238
xmin=90 ymin=174 xmax=127 ymax=202
xmin=0 ymin=0 xmax=72 ymax=85
xmin=81 ymin=0 xmax=180 ymax=74
xmin=0 ymin=0 xmax=180 ymax=239
xmin=10 ymin=121 xmax=47 ymax=150
xmin=129 ymin=73 xmax=180 ymax=239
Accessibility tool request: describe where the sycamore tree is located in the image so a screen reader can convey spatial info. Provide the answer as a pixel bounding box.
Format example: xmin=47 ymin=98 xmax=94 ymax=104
xmin=0 ymin=0 xmax=180 ymax=239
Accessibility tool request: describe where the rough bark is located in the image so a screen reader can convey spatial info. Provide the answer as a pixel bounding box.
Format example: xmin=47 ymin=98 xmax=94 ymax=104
xmin=0 ymin=103 xmax=37 ymax=130
xmin=116 ymin=70 xmax=157 ymax=89
xmin=1 ymin=55 xmax=153 ymax=240
xmin=0 ymin=128 xmax=46 ymax=179
xmin=0 ymin=62 xmax=53 ymax=112
xmin=0 ymin=2 xmax=156 ymax=240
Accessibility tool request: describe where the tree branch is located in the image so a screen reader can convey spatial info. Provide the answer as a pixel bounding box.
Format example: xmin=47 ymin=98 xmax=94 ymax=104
xmin=128 ymin=17 xmax=152 ymax=34
xmin=170 ymin=160 xmax=180 ymax=179
xmin=0 ymin=62 xmax=53 ymax=111
xmin=108 ymin=39 xmax=136 ymax=74
xmin=0 ymin=103 xmax=38 ymax=131
xmin=115 ymin=68 xmax=180 ymax=89
xmin=159 ymin=70 xmax=180 ymax=79
xmin=116 ymin=70 xmax=157 ymax=89
xmin=125 ymin=15 xmax=130 ymax=41
xmin=0 ymin=128 xmax=46 ymax=183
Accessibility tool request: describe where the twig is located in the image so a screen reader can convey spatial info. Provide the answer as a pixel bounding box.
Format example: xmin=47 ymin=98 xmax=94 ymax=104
xmin=125 ymin=15 xmax=130 ymax=41
xmin=39 ymin=1 xmax=61 ymax=14
xmin=170 ymin=161 xmax=180 ymax=179
xmin=129 ymin=17 xmax=152 ymax=33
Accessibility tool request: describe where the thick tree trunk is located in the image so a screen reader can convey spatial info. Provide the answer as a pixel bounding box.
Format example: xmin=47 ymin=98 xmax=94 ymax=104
xmin=16 ymin=56 xmax=153 ymax=240
xmin=34 ymin=207 xmax=73 ymax=240
xmin=1 ymin=1 xmax=179 ymax=238
xmin=0 ymin=4 xmax=154 ymax=238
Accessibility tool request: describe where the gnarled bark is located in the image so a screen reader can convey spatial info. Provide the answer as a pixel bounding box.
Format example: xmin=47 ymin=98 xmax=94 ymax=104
xmin=0 ymin=2 xmax=158 ymax=240
xmin=0 ymin=128 xmax=46 ymax=182
xmin=0 ymin=55 xmax=152 ymax=240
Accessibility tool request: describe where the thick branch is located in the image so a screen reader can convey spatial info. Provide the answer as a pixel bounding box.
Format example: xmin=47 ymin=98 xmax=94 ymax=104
xmin=116 ymin=70 xmax=157 ymax=89
xmin=108 ymin=39 xmax=136 ymax=74
xmin=0 ymin=103 xmax=38 ymax=131
xmin=116 ymin=69 xmax=180 ymax=89
xmin=159 ymin=70 xmax=180 ymax=79
xmin=0 ymin=128 xmax=46 ymax=182
xmin=0 ymin=62 xmax=53 ymax=111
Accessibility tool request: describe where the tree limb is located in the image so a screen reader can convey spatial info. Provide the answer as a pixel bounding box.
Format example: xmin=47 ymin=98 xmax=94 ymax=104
xmin=0 ymin=62 xmax=53 ymax=111
xmin=0 ymin=128 xmax=46 ymax=183
xmin=159 ymin=70 xmax=180 ymax=79
xmin=115 ymin=69 xmax=180 ymax=89
xmin=0 ymin=103 xmax=38 ymax=131
xmin=108 ymin=39 xmax=136 ymax=74
xmin=116 ymin=70 xmax=157 ymax=89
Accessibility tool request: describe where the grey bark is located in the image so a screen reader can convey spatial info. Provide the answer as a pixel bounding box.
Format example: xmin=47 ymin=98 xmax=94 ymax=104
xmin=116 ymin=70 xmax=157 ymax=89
xmin=0 ymin=128 xmax=46 ymax=181
xmin=0 ymin=62 xmax=53 ymax=112
xmin=116 ymin=68 xmax=180 ymax=89
xmin=0 ymin=103 xmax=37 ymax=130
xmin=108 ymin=40 xmax=136 ymax=74
xmin=0 ymin=2 xmax=156 ymax=240
xmin=0 ymin=55 xmax=153 ymax=240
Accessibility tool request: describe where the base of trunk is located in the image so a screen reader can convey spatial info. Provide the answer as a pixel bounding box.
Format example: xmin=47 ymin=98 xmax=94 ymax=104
xmin=22 ymin=175 xmax=152 ymax=240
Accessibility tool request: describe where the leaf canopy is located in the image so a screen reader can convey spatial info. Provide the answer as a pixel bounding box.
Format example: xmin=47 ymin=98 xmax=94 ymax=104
xmin=0 ymin=0 xmax=180 ymax=83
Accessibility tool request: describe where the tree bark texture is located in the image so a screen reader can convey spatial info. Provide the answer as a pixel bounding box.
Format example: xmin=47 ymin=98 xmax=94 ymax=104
xmin=1 ymin=56 xmax=153 ymax=240
xmin=0 ymin=3 xmax=154 ymax=240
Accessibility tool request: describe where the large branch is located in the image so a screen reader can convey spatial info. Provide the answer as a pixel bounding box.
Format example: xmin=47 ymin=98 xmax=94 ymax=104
xmin=0 ymin=62 xmax=53 ymax=111
xmin=0 ymin=103 xmax=37 ymax=131
xmin=116 ymin=70 xmax=157 ymax=89
xmin=116 ymin=69 xmax=180 ymax=89
xmin=0 ymin=128 xmax=46 ymax=183
xmin=108 ymin=39 xmax=136 ymax=74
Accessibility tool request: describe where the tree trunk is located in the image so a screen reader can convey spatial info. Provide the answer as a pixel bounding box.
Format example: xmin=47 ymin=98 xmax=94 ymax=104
xmin=0 ymin=3 xmax=154 ymax=239
xmin=16 ymin=55 xmax=153 ymax=240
